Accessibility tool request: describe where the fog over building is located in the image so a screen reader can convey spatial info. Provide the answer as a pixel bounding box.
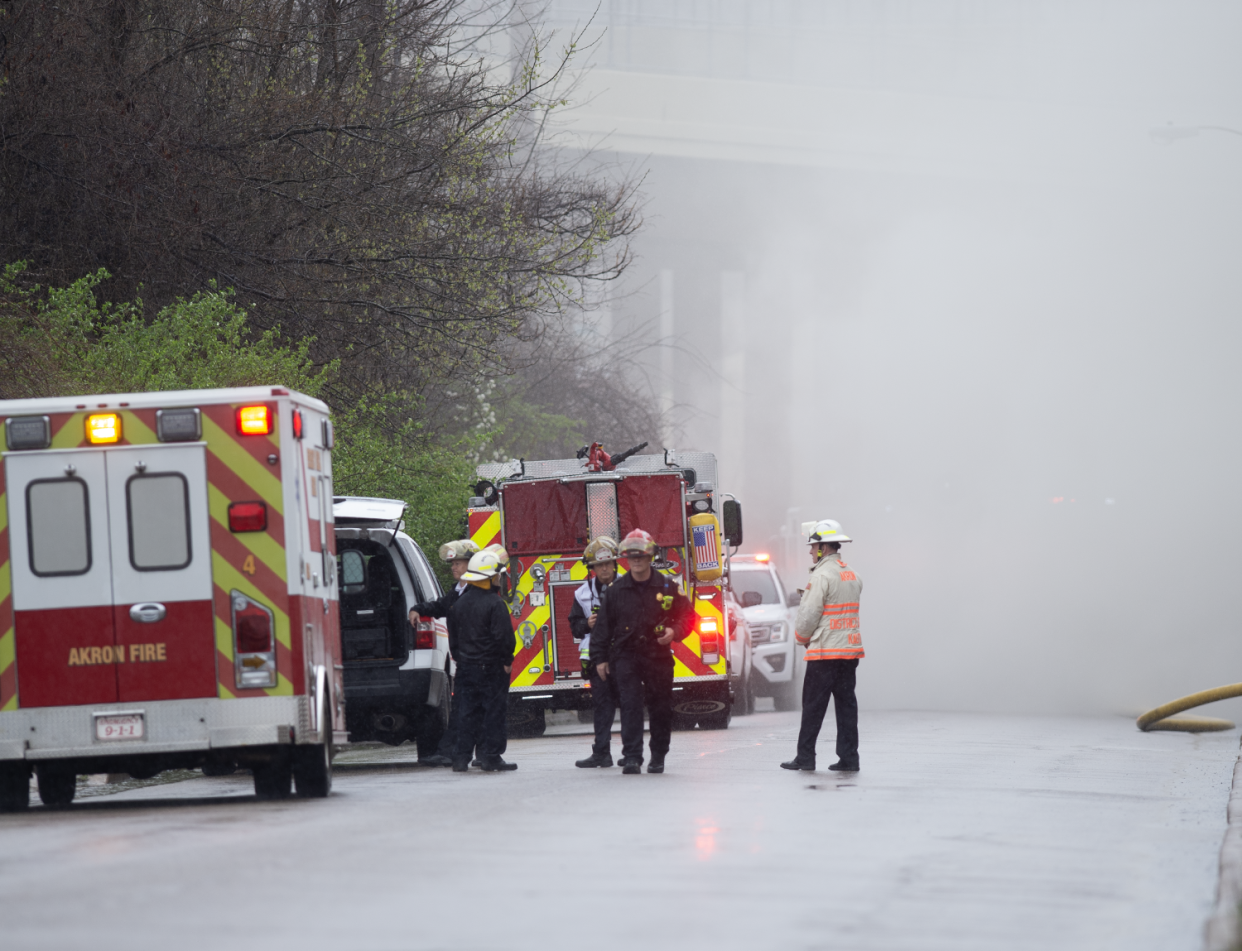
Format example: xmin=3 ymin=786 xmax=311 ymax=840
xmin=532 ymin=1 xmax=1242 ymax=717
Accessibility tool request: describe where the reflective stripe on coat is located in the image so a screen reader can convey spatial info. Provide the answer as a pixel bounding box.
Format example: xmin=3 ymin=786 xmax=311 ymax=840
xmin=794 ymin=554 xmax=864 ymax=661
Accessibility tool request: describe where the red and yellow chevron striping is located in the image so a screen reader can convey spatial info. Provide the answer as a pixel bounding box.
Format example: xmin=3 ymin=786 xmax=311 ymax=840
xmin=201 ymin=404 xmax=291 ymax=699
xmin=0 ymin=442 xmax=15 ymax=712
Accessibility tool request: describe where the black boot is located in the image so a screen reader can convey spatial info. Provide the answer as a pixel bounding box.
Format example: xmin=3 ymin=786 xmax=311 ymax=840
xmin=780 ymin=757 xmax=815 ymax=771
xmin=576 ymin=752 xmax=613 ymax=768
xmin=647 ymin=755 xmax=665 ymax=774
xmin=828 ymin=760 xmax=859 ymax=772
xmin=451 ymin=758 xmax=470 ymax=772
xmin=478 ymin=755 xmax=518 ymax=772
xmin=618 ymin=757 xmax=642 ymax=775
xmin=421 ymin=754 xmax=452 ymax=768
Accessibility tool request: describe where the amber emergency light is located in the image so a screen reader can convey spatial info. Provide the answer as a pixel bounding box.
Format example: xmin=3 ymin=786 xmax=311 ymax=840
xmin=236 ymin=405 xmax=272 ymax=436
xmin=86 ymin=413 xmax=121 ymax=444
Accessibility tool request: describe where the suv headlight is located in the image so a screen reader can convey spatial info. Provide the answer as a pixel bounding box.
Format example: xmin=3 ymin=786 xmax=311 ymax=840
xmin=769 ymin=622 xmax=786 ymax=643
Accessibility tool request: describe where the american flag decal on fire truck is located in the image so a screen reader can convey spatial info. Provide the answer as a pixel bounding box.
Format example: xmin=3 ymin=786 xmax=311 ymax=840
xmin=692 ymin=523 xmax=720 ymax=572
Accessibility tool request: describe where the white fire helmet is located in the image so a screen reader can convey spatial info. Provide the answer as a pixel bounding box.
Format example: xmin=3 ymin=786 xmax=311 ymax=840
xmin=461 ymin=549 xmax=502 ymax=581
xmin=439 ymin=539 xmax=480 ymax=562
xmin=583 ymin=536 xmax=619 ymax=566
xmin=805 ymin=519 xmax=852 ymax=545
xmin=483 ymin=543 xmax=510 ymax=568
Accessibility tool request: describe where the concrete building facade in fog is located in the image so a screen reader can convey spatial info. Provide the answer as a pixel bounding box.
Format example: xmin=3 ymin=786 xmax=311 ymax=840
xmin=530 ymin=1 xmax=1242 ymax=717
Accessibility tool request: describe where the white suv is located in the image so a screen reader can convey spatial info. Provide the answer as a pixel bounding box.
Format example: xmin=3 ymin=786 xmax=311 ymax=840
xmin=729 ymin=556 xmax=802 ymax=710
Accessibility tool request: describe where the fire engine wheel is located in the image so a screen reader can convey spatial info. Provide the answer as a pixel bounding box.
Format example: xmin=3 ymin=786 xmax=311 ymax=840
xmin=697 ymin=707 xmax=733 ymax=730
xmin=293 ymin=700 xmax=334 ymax=799
xmin=253 ymin=751 xmax=293 ymax=800
xmin=0 ymin=763 xmax=30 ymax=812
xmin=36 ymin=766 xmax=77 ymax=808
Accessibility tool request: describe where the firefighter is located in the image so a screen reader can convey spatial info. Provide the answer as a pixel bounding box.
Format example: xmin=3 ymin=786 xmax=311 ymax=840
xmin=591 ymin=528 xmax=694 ymax=775
xmin=781 ymin=519 xmax=864 ymax=773
xmin=448 ymin=548 xmax=518 ymax=771
xmin=571 ymin=537 xmax=622 ymax=768
xmin=408 ymin=539 xmax=479 ymax=768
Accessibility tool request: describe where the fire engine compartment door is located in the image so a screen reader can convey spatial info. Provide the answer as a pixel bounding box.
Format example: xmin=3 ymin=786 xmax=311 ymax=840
xmin=7 ymin=449 xmax=118 ymax=707
xmin=105 ymin=444 xmax=216 ymax=702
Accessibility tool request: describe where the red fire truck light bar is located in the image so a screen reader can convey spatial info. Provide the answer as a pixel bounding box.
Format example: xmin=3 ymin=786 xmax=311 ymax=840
xmin=236 ymin=405 xmax=272 ymax=435
xmin=228 ymin=501 xmax=267 ymax=533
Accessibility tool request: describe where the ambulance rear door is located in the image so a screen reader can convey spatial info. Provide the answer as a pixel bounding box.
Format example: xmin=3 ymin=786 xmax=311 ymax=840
xmin=7 ymin=449 xmax=116 ymax=707
xmin=105 ymin=444 xmax=215 ymax=702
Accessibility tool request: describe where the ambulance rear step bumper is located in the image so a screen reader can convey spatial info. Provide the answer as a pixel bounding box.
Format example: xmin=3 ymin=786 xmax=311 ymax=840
xmin=0 ymin=696 xmax=318 ymax=762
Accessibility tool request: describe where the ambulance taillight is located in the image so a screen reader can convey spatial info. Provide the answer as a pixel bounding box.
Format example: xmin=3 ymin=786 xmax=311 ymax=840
xmin=228 ymin=501 xmax=267 ymax=533
xmin=699 ymin=617 xmax=721 ymax=665
xmin=231 ymin=592 xmax=277 ymax=689
xmin=235 ymin=405 xmax=272 ymax=436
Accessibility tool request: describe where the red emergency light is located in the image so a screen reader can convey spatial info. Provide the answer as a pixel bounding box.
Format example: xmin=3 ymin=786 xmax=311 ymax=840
xmin=236 ymin=405 xmax=272 ymax=436
xmin=414 ymin=618 xmax=436 ymax=650
xmin=228 ymin=501 xmax=267 ymax=533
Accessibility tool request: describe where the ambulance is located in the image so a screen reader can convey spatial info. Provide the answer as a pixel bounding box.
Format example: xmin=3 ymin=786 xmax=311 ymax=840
xmin=468 ymin=447 xmax=743 ymax=736
xmin=0 ymin=387 xmax=344 ymax=810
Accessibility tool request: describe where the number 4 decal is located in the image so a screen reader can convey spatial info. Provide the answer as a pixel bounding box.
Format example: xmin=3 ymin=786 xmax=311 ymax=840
xmin=242 ymin=554 xmax=257 ymax=576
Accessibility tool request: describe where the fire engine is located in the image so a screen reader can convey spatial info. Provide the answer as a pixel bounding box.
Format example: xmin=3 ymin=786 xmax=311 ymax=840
xmin=468 ymin=446 xmax=744 ymax=736
xmin=0 ymin=387 xmax=344 ymax=810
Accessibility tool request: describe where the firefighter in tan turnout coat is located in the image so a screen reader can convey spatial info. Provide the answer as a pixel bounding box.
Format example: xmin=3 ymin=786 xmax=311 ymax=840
xmin=781 ymin=520 xmax=864 ymax=773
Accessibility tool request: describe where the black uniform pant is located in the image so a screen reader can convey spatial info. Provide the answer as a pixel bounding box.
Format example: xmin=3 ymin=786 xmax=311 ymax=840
xmin=797 ymin=659 xmax=860 ymax=765
xmin=454 ymin=662 xmax=509 ymax=760
xmin=587 ymin=662 xmax=621 ymax=755
xmin=613 ymin=651 xmax=674 ymax=762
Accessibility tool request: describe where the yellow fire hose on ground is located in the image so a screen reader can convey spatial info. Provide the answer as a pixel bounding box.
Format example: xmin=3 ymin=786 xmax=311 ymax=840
xmin=1137 ymin=683 xmax=1242 ymax=732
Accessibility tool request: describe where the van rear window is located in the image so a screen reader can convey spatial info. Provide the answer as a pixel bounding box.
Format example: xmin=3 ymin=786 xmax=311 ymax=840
xmin=27 ymin=478 xmax=92 ymax=576
xmin=127 ymin=473 xmax=191 ymax=570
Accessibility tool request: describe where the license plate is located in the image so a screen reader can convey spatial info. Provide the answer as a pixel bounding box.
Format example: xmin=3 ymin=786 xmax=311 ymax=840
xmin=95 ymin=713 xmax=145 ymax=741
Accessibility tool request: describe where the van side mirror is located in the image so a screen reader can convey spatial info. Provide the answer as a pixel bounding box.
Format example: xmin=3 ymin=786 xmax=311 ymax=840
xmin=722 ymin=499 xmax=743 ymax=547
xmin=786 ymin=590 xmax=802 ymax=608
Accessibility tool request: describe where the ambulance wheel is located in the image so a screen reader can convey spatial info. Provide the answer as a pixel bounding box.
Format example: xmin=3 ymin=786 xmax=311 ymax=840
xmin=294 ymin=697 xmax=334 ymax=798
xmin=253 ymin=751 xmax=293 ymax=800
xmin=506 ymin=706 xmax=545 ymax=738
xmin=0 ymin=762 xmax=30 ymax=812
xmin=201 ymin=754 xmax=237 ymax=777
xmin=36 ymin=766 xmax=77 ymax=808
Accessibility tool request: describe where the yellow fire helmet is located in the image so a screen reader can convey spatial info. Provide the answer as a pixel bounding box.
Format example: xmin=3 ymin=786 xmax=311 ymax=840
xmin=583 ymin=536 xmax=619 ymax=566
xmin=438 ymin=539 xmax=480 ymax=562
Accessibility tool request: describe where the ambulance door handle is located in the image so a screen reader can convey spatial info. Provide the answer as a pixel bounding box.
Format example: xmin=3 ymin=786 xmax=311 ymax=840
xmin=130 ymin=603 xmax=166 ymax=623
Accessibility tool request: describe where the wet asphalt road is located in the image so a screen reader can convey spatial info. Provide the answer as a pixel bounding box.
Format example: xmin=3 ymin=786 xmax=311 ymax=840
xmin=0 ymin=708 xmax=1236 ymax=951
